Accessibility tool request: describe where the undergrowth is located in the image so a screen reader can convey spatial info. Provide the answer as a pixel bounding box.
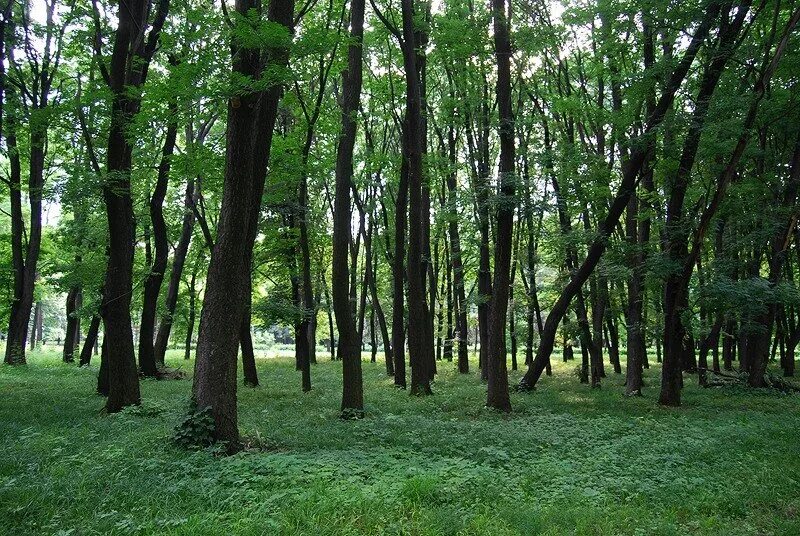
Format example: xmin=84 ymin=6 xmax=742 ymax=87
xmin=1 ymin=349 xmax=798 ymax=535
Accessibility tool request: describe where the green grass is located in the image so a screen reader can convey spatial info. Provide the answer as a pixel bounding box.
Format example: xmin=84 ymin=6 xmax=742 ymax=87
xmin=1 ymin=349 xmax=799 ymax=535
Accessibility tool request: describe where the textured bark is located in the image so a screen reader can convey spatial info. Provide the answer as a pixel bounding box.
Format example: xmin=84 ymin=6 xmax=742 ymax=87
xmin=331 ymin=0 xmax=366 ymax=412
xmin=101 ymin=0 xmax=169 ymax=412
xmin=485 ymin=0 xmax=514 ymax=412
xmin=399 ymin=0 xmax=433 ymax=395
xmin=192 ymin=0 xmax=294 ymax=445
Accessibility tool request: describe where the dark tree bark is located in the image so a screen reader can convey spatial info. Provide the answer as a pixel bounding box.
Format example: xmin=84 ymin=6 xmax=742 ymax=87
xmin=392 ymin=143 xmax=408 ymax=387
xmin=138 ymin=95 xmax=178 ymax=376
xmin=4 ymin=6 xmax=57 ymax=365
xmin=80 ymin=313 xmax=102 ymax=366
xmin=661 ymin=5 xmax=799 ymax=401
xmin=63 ymin=287 xmax=82 ymax=363
xmin=660 ymin=3 xmax=750 ymax=405
xmin=98 ymin=336 xmax=109 ymax=396
xmin=322 ymin=271 xmax=336 ymax=360
xmin=154 ymin=178 xmax=198 ymax=364
xmin=484 ymin=0 xmax=515 ymax=411
xmin=184 ymin=268 xmax=198 ymax=361
xmin=192 ymin=0 xmax=294 ymax=446
xmin=240 ymin=276 xmax=259 ymax=387
xmin=744 ymin=134 xmax=800 ymax=385
xmin=398 ymin=0 xmax=434 ymax=395
xmin=100 ymin=0 xmax=169 ymax=412
xmin=331 ymin=0 xmax=366 ymax=413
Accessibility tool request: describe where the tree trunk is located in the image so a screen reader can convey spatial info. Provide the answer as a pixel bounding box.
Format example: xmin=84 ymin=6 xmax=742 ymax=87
xmin=388 ymin=129 xmax=409 ymax=384
xmin=63 ymin=287 xmax=82 ymax=363
xmin=485 ymin=0 xmax=515 ymax=412
xmin=444 ymin=121 xmax=469 ymax=373
xmin=154 ymin=179 xmax=198 ymax=364
xmin=518 ymin=8 xmax=718 ymax=391
xmin=80 ymin=313 xmax=102 ymax=366
xmin=100 ymin=0 xmax=169 ymax=412
xmin=184 ymin=269 xmax=197 ymax=361
xmin=240 ymin=277 xmax=259 ymax=387
xmin=192 ymin=0 xmax=293 ymax=446
xmin=399 ymin=0 xmax=433 ymax=396
xmin=331 ymin=0 xmax=366 ymax=413
xmin=138 ymin=97 xmax=178 ymax=376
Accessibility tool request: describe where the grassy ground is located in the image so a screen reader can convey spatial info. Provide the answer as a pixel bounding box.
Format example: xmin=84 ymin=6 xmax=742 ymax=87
xmin=1 ymin=349 xmax=799 ymax=535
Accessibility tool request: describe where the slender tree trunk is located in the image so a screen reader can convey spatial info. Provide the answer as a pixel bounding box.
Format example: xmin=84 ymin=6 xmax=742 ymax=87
xmin=392 ymin=141 xmax=408 ymax=386
xmin=29 ymin=302 xmax=41 ymax=351
xmin=184 ymin=269 xmax=197 ymax=362
xmin=139 ymin=97 xmax=178 ymax=376
xmin=240 ymin=276 xmax=259 ymax=387
xmin=154 ymin=179 xmax=198 ymax=364
xmin=80 ymin=313 xmax=102 ymax=366
xmin=518 ymin=8 xmax=718 ymax=391
xmin=444 ymin=123 xmax=469 ymax=373
xmin=63 ymin=287 xmax=82 ymax=363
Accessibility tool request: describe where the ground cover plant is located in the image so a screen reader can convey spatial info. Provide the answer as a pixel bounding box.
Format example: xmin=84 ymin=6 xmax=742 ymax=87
xmin=1 ymin=350 xmax=799 ymax=535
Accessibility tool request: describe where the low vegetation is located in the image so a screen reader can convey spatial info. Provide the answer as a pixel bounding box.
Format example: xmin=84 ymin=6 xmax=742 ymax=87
xmin=1 ymin=350 xmax=798 ymax=535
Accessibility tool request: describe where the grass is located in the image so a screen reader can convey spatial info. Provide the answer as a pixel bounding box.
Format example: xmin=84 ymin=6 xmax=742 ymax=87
xmin=1 ymin=348 xmax=799 ymax=535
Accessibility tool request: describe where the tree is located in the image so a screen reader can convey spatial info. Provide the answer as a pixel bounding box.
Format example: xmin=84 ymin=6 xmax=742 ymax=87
xmin=332 ymin=0 xmax=366 ymax=414
xmin=192 ymin=0 xmax=294 ymax=446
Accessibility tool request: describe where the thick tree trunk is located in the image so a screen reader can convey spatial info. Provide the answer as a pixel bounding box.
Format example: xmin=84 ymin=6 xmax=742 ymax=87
xmin=485 ymin=0 xmax=515 ymax=412
xmin=399 ymin=0 xmax=433 ymax=396
xmin=331 ymin=0 xmax=366 ymax=413
xmin=192 ymin=0 xmax=293 ymax=446
xmin=100 ymin=0 xmax=169 ymax=412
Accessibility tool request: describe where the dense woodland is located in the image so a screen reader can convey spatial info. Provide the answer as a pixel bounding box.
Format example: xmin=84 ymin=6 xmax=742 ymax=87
xmin=2 ymin=0 xmax=800 ymax=453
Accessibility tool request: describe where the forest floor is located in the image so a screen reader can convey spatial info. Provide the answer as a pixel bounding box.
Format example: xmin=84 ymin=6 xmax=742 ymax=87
xmin=1 ymin=349 xmax=799 ymax=535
